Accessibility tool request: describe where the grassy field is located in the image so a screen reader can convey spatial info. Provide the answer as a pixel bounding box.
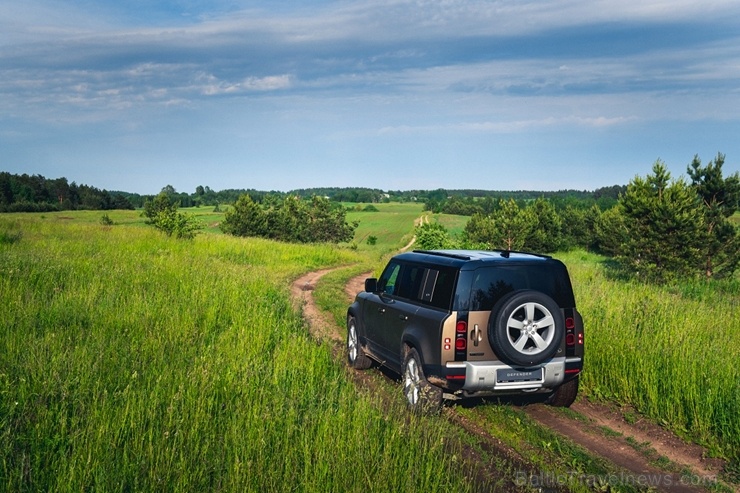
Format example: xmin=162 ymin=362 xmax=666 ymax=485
xmin=560 ymin=250 xmax=740 ymax=468
xmin=344 ymin=202 xmax=424 ymax=255
xmin=2 ymin=204 xmax=739 ymax=491
xmin=0 ymin=212 xmax=476 ymax=492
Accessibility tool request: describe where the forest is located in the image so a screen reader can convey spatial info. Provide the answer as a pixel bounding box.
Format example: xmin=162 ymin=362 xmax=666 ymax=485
xmin=0 ymin=171 xmax=622 ymax=212
xmin=0 ymin=172 xmax=134 ymax=212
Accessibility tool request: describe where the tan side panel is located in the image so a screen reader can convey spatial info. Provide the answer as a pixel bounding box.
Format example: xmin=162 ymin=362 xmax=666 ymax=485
xmin=466 ymin=311 xmax=496 ymax=360
xmin=440 ymin=311 xmax=457 ymax=364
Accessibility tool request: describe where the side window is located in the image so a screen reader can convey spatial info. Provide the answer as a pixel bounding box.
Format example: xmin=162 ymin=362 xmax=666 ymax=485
xmin=378 ymin=262 xmax=401 ymax=295
xmin=428 ymin=268 xmax=455 ymax=310
xmin=397 ymin=264 xmax=425 ymax=300
xmin=412 ymin=265 xmax=456 ymax=310
xmin=378 ymin=261 xmax=456 ymax=310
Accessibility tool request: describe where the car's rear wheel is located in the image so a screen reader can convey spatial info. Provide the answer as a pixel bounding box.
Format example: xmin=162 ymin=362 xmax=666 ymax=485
xmin=347 ymin=315 xmax=372 ymax=369
xmin=546 ymin=377 xmax=579 ymax=408
xmin=402 ymin=347 xmax=442 ymax=414
xmin=488 ymin=290 xmax=564 ymax=367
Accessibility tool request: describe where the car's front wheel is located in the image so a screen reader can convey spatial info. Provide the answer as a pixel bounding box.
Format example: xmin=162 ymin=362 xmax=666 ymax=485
xmin=347 ymin=315 xmax=372 ymax=369
xmin=402 ymin=347 xmax=442 ymax=414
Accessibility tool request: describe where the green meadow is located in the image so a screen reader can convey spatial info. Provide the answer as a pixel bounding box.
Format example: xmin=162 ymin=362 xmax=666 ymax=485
xmin=562 ymin=251 xmax=740 ymax=466
xmin=0 ymin=212 xmax=474 ymax=492
xmin=2 ymin=204 xmax=739 ymax=491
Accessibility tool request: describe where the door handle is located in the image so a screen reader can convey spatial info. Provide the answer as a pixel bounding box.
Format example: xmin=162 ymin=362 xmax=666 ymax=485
xmin=471 ymin=324 xmax=482 ymax=347
xmin=377 ymin=308 xmax=386 ymax=314
xmin=398 ymin=314 xmax=408 ymax=321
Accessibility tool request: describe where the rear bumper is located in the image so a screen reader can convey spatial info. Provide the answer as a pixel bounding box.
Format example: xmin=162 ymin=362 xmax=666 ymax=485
xmin=445 ymin=357 xmax=582 ymax=392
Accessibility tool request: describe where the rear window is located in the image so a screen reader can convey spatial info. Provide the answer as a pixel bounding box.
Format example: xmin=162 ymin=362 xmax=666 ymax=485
xmin=469 ymin=263 xmax=575 ymax=310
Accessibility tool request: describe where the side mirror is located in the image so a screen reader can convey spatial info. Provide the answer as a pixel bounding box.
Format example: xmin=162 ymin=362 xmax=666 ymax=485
xmin=364 ymin=278 xmax=378 ymax=293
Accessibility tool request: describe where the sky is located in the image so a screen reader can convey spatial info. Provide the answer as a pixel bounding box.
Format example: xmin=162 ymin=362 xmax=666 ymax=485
xmin=1 ymin=0 xmax=739 ymax=195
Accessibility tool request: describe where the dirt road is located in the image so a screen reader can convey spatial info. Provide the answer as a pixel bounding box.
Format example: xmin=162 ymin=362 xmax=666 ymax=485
xmin=290 ymin=269 xmax=732 ymax=493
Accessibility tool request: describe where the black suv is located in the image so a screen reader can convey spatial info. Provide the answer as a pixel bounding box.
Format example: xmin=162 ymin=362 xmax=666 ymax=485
xmin=347 ymin=250 xmax=584 ymax=412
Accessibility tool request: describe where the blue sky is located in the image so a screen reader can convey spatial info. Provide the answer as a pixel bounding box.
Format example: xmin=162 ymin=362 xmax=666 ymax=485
xmin=1 ymin=0 xmax=739 ymax=195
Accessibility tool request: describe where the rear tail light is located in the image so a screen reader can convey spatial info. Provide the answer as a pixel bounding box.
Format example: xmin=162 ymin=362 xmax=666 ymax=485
xmin=455 ymin=321 xmax=467 ymax=355
xmin=564 ymin=310 xmax=577 ymax=355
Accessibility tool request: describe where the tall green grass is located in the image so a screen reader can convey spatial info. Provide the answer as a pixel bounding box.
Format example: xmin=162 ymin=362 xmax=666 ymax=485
xmin=0 ymin=215 xmax=473 ymax=492
xmin=559 ymin=251 xmax=740 ymax=469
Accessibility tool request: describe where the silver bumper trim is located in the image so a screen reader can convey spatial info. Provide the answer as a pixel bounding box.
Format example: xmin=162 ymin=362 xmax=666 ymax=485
xmin=447 ymin=357 xmax=566 ymax=392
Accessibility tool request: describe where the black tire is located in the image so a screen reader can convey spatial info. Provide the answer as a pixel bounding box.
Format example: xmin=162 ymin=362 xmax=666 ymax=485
xmin=546 ymin=377 xmax=579 ymax=408
xmin=488 ymin=290 xmax=564 ymax=367
xmin=347 ymin=315 xmax=372 ymax=370
xmin=402 ymin=347 xmax=442 ymax=414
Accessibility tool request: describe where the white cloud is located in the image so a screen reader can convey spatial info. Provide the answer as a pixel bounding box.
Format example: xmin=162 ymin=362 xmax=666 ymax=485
xmin=198 ymin=74 xmax=291 ymax=95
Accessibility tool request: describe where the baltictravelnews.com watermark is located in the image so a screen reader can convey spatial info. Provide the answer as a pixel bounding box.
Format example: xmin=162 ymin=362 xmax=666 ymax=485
xmin=515 ymin=469 xmax=718 ymax=489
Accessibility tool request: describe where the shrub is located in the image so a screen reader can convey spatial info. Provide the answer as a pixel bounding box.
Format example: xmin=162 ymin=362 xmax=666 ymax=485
xmin=142 ymin=192 xmax=202 ymax=239
xmin=415 ymin=222 xmax=454 ymax=250
xmin=221 ymin=195 xmax=356 ymax=244
xmin=100 ymin=214 xmax=114 ymax=226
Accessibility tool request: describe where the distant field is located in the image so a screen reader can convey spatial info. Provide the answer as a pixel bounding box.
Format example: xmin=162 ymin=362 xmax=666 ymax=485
xmin=433 ymin=213 xmax=469 ymax=237
xmin=344 ymin=202 xmax=424 ymax=254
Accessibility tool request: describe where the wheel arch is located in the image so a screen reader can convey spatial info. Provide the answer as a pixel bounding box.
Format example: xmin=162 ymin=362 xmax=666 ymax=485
xmin=401 ymin=325 xmax=440 ymax=372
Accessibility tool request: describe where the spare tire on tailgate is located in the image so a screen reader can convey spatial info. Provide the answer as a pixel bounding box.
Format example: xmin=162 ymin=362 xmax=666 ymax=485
xmin=488 ymin=290 xmax=564 ymax=367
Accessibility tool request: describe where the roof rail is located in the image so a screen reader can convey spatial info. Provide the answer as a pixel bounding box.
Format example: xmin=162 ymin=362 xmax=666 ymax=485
xmin=498 ymin=249 xmax=552 ymax=259
xmin=412 ymin=249 xmax=552 ymax=260
xmin=412 ymin=250 xmax=472 ymax=260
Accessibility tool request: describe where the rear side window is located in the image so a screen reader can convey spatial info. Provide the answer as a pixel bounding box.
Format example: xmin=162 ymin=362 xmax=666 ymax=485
xmin=384 ymin=261 xmax=456 ymax=311
xmin=469 ymin=263 xmax=575 ymax=310
xmin=427 ymin=268 xmax=455 ymax=310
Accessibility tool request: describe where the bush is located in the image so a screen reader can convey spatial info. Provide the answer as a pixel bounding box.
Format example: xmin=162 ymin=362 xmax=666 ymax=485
xmin=142 ymin=192 xmax=202 ymax=239
xmin=415 ymin=222 xmax=454 ymax=250
xmin=100 ymin=214 xmax=114 ymax=226
xmin=221 ymin=195 xmax=356 ymax=244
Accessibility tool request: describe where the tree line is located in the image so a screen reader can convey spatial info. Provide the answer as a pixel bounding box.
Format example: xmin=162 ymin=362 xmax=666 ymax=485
xmin=1 ymin=171 xmax=623 ymax=213
xmin=424 ymin=186 xmax=624 ymax=216
xmin=0 ymin=173 xmax=134 ymax=212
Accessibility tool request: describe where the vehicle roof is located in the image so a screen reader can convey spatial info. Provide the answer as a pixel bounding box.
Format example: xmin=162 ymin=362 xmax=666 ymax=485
xmin=394 ymin=249 xmax=554 ymax=269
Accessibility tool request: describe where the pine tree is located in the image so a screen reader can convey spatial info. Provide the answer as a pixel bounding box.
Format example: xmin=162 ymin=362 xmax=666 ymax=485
xmin=687 ymin=153 xmax=740 ymax=278
xmin=618 ymin=160 xmax=705 ymax=281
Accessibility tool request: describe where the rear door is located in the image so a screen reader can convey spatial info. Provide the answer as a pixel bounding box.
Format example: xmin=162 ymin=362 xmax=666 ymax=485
xmin=379 ymin=263 xmax=457 ymax=369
